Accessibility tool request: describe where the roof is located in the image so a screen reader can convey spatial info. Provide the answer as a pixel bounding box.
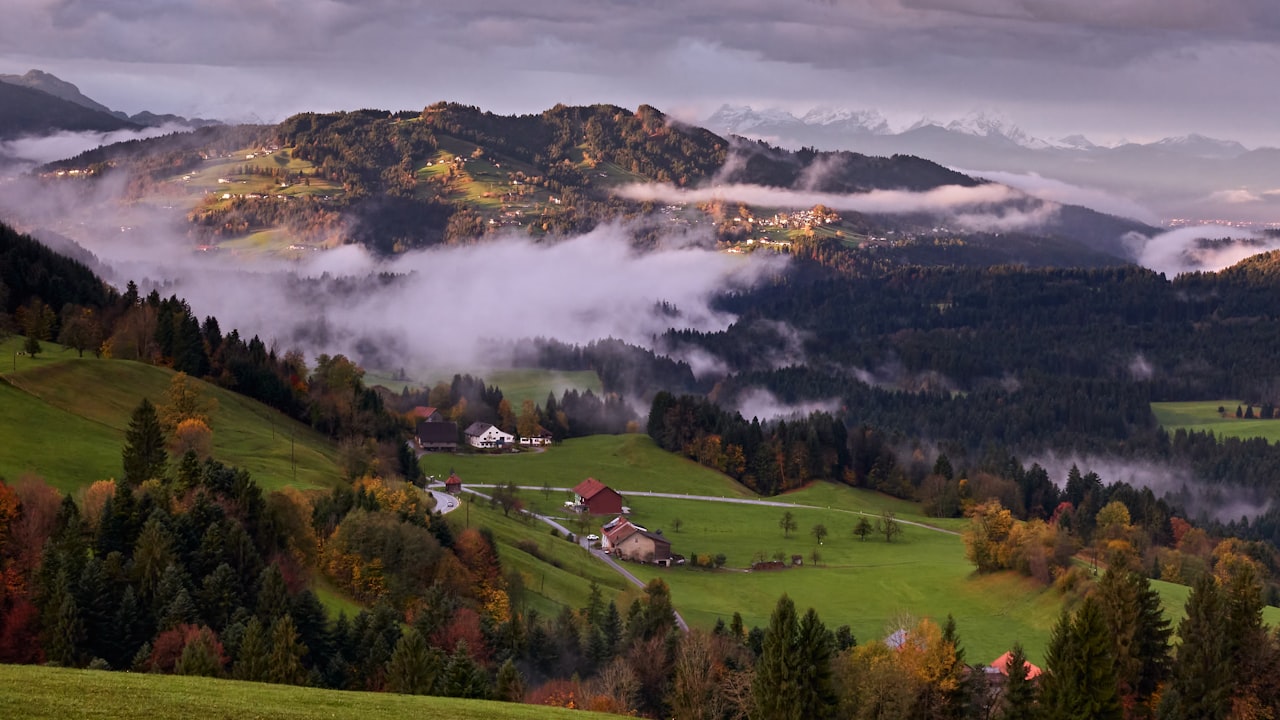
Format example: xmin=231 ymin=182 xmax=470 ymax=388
xmin=603 ymin=517 xmax=640 ymax=544
xmin=411 ymin=406 xmax=440 ymax=419
xmin=416 ymin=420 xmax=458 ymax=444
xmin=637 ymin=529 xmax=670 ymax=548
xmin=990 ymin=651 xmax=1043 ymax=680
xmin=574 ymin=477 xmax=616 ymax=501
xmin=464 ymin=421 xmax=494 ymax=437
xmin=445 ymin=472 xmax=462 ymax=486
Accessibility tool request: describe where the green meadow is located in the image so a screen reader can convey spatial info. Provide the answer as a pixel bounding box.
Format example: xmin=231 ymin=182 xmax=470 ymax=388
xmin=0 ymin=664 xmax=620 ymax=720
xmin=0 ymin=337 xmax=340 ymax=493
xmin=1151 ymin=399 xmax=1280 ymax=443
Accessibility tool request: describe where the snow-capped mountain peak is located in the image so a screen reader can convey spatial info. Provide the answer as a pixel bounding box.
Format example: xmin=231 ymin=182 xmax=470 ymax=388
xmin=1152 ymin=133 xmax=1248 ymax=158
xmin=798 ymin=105 xmax=890 ymax=134
xmin=705 ymin=104 xmax=802 ymax=134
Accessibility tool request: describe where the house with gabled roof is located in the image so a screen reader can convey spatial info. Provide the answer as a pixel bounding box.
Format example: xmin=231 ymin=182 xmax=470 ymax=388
xmin=465 ymin=422 xmax=514 ymax=449
xmin=444 ymin=472 xmax=463 ymax=495
xmin=411 ymin=406 xmax=444 ymax=423
xmin=573 ymin=477 xmax=623 ymax=515
xmin=601 ymin=516 xmax=672 ymax=566
xmin=416 ymin=419 xmax=458 ymax=451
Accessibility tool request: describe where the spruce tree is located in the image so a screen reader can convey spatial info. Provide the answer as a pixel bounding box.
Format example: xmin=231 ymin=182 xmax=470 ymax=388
xmin=753 ymin=594 xmax=835 ymax=720
xmin=255 ymin=564 xmax=290 ymax=623
xmin=267 ymin=614 xmax=309 ymax=685
xmin=495 ymin=658 xmax=525 ymax=702
xmin=122 ymin=398 xmax=167 ymax=485
xmin=1098 ymin=569 xmax=1171 ymax=715
xmin=234 ymin=616 xmax=270 ymax=682
xmin=175 ymin=629 xmax=224 ymax=677
xmin=443 ymin=641 xmax=490 ymax=699
xmin=46 ymin=584 xmax=85 ymax=667
xmin=1159 ymin=574 xmax=1231 ymax=720
xmin=1000 ymin=643 xmax=1037 ymax=720
xmin=1040 ymin=597 xmax=1121 ymax=720
xmin=385 ymin=628 xmax=441 ymax=695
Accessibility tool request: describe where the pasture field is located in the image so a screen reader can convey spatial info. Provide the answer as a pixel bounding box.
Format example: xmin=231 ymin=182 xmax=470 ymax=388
xmin=621 ymin=494 xmax=1063 ymax=665
xmin=451 ymin=495 xmax=633 ymax=620
xmin=0 ymin=340 xmax=341 ymax=493
xmin=420 ymin=434 xmax=753 ymax=499
xmin=486 ymin=369 xmax=604 ymax=409
xmin=0 ymin=664 xmax=620 ymax=720
xmin=1151 ymin=399 xmax=1280 ymax=443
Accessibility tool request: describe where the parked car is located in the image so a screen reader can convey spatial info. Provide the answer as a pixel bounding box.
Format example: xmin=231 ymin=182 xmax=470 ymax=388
xmin=586 ymin=534 xmax=600 ymax=542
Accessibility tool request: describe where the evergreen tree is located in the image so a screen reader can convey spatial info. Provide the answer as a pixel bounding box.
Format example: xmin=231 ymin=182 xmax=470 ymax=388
xmin=45 ymin=582 xmax=85 ymax=667
xmin=109 ymin=585 xmax=148 ymax=669
xmin=175 ymin=629 xmax=224 ymax=678
xmin=267 ymin=614 xmax=309 ymax=685
xmin=600 ymin=600 xmax=623 ymax=658
xmin=495 ymin=658 xmax=525 ymax=702
xmin=1159 ymin=573 xmax=1231 ymax=720
xmin=198 ymin=563 xmax=242 ymax=632
xmin=1097 ymin=569 xmax=1171 ymax=716
xmin=385 ymin=628 xmax=442 ymax=695
xmin=122 ymin=398 xmax=167 ymax=485
xmin=753 ymin=594 xmax=835 ymax=720
xmin=234 ymin=616 xmax=270 ymax=682
xmin=1000 ymin=643 xmax=1037 ymax=720
xmin=442 ymin=641 xmax=489 ymax=699
xmin=159 ymin=587 xmax=199 ymax=631
xmin=1039 ymin=597 xmax=1121 ymax=720
xmin=255 ymin=564 xmax=291 ymax=623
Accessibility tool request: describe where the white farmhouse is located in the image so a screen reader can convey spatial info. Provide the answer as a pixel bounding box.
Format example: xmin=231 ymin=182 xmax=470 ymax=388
xmin=464 ymin=422 xmax=515 ymax=450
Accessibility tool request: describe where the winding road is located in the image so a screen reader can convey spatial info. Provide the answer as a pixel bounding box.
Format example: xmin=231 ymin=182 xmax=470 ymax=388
xmin=426 ymin=480 xmax=963 ymax=632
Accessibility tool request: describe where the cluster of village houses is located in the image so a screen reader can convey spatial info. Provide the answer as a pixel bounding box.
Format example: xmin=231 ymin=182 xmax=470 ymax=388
xmin=431 ymin=427 xmax=1041 ymax=689
xmin=412 ymin=406 xmax=552 ymax=452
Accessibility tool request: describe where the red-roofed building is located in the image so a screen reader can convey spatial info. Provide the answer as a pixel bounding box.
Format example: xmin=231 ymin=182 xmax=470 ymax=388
xmin=573 ymin=478 xmax=623 ymax=515
xmin=411 ymin=406 xmax=444 ymax=422
xmin=600 ymin=516 xmax=672 ymax=566
xmin=989 ymin=650 xmax=1042 ymax=681
xmin=444 ymin=472 xmax=463 ymax=495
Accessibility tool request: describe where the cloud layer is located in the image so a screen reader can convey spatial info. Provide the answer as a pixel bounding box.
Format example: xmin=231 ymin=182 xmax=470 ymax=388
xmin=1 ymin=0 xmax=1278 ymax=146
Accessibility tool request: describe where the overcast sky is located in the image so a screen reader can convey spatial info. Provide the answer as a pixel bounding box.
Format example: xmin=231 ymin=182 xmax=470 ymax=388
xmin=3 ymin=0 xmax=1278 ymax=146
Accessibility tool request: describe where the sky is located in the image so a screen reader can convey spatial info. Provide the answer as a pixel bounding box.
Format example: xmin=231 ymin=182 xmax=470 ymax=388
xmin=2 ymin=0 xmax=1279 ymax=146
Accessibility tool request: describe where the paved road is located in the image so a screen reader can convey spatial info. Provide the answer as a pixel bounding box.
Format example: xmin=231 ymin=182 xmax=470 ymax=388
xmin=449 ymin=485 xmax=690 ymax=631
xmin=464 ymin=485 xmax=960 ymax=536
xmin=428 ymin=488 xmax=461 ymax=515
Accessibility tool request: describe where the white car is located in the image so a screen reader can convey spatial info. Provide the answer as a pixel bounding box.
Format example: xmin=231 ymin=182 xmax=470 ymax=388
xmin=586 ymin=534 xmax=600 ymax=542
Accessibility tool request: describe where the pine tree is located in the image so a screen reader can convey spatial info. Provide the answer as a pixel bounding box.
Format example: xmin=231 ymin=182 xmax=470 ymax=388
xmin=109 ymin=585 xmax=148 ymax=669
xmin=233 ymin=616 xmax=270 ymax=682
xmin=1040 ymin=597 xmax=1121 ymax=720
xmin=1097 ymin=569 xmax=1171 ymax=715
xmin=267 ymin=614 xmax=309 ymax=685
xmin=45 ymin=582 xmax=85 ymax=667
xmin=255 ymin=564 xmax=290 ymax=623
xmin=175 ymin=629 xmax=224 ymax=678
xmin=753 ymin=594 xmax=835 ymax=720
xmin=495 ymin=658 xmax=525 ymax=702
xmin=122 ymin=398 xmax=167 ymax=485
xmin=1158 ymin=573 xmax=1231 ymax=720
xmin=442 ymin=641 xmax=489 ymax=699
xmin=159 ymin=587 xmax=199 ymax=631
xmin=1000 ymin=643 xmax=1037 ymax=720
xmin=198 ymin=563 xmax=242 ymax=632
xmin=385 ymin=628 xmax=442 ymax=695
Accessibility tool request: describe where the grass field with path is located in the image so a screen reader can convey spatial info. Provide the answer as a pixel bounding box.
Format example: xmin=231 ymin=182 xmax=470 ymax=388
xmin=0 ymin=337 xmax=341 ymax=493
xmin=0 ymin=664 xmax=620 ymax=720
xmin=1151 ymin=399 xmax=1280 ymax=443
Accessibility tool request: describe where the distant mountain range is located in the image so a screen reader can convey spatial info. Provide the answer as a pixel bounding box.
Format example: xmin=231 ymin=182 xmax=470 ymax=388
xmin=0 ymin=69 xmax=219 ymax=140
xmin=706 ymin=106 xmax=1280 ymax=223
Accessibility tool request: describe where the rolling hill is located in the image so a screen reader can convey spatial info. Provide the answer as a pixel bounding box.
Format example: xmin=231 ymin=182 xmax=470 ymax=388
xmin=0 ymin=81 xmax=139 ymax=140
xmin=0 ymin=335 xmax=341 ymax=493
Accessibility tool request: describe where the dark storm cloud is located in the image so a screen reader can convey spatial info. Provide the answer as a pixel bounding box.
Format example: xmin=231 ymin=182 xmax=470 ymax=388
xmin=1 ymin=1 xmax=1277 ymax=144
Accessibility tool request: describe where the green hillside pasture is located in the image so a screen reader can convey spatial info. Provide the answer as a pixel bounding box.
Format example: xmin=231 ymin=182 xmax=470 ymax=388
xmin=0 ymin=664 xmax=620 ymax=720
xmin=620 ymin=495 xmax=1062 ymax=664
xmin=5 ymin=356 xmax=340 ymax=492
xmin=453 ymin=496 xmax=631 ymax=618
xmin=420 ymin=434 xmax=753 ymax=500
xmin=486 ymin=369 xmax=603 ymax=409
xmin=0 ymin=376 xmax=123 ymax=493
xmin=1152 ymin=577 xmax=1280 ymax=628
xmin=782 ymin=481 xmax=970 ymax=533
xmin=1151 ymin=400 xmax=1280 ymax=443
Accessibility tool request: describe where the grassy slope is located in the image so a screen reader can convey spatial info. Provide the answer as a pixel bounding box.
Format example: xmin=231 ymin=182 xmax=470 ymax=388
xmin=0 ymin=664 xmax=620 ymax=720
xmin=0 ymin=337 xmax=340 ymax=493
xmin=1151 ymin=399 xmax=1280 ymax=443
xmin=420 ymin=434 xmax=754 ymax=498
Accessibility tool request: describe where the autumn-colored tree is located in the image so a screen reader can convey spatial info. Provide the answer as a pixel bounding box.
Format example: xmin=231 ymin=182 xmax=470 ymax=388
xmin=170 ymin=418 xmax=212 ymax=458
xmin=173 ymin=626 xmax=228 ymax=678
xmin=498 ymin=398 xmax=516 ymax=434
xmin=78 ymin=480 xmax=116 ymax=535
xmin=963 ymin=499 xmax=1015 ymax=572
xmin=158 ymin=372 xmax=217 ymax=434
xmin=517 ymin=399 xmax=541 ymax=440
